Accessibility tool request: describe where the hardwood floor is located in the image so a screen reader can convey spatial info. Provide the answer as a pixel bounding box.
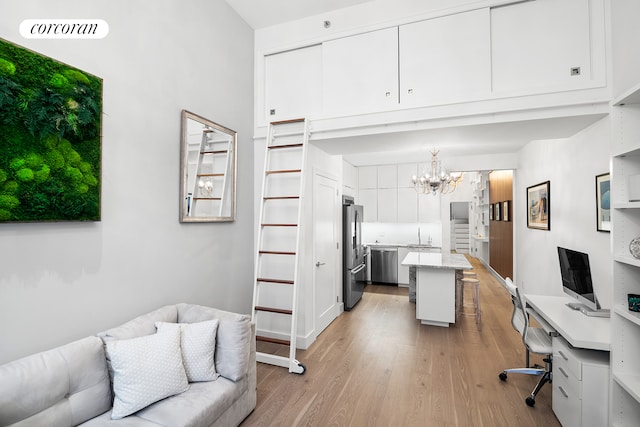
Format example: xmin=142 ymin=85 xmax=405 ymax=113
xmin=242 ymin=256 xmax=560 ymax=426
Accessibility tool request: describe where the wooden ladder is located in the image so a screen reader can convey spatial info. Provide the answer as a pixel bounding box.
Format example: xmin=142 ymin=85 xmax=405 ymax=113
xmin=252 ymin=118 xmax=308 ymax=374
xmin=189 ymin=127 xmax=233 ymax=217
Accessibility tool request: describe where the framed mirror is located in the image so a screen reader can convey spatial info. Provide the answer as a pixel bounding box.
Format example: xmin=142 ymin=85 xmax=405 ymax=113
xmin=180 ymin=110 xmax=236 ymax=222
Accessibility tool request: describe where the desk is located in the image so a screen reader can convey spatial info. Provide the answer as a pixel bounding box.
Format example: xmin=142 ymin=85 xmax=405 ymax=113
xmin=525 ymin=294 xmax=610 ymax=427
xmin=402 ymin=252 xmax=472 ymax=327
xmin=525 ymin=294 xmax=610 ymax=351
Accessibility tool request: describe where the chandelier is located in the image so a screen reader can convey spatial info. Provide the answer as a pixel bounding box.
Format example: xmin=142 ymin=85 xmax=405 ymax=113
xmin=412 ymin=149 xmax=463 ymax=195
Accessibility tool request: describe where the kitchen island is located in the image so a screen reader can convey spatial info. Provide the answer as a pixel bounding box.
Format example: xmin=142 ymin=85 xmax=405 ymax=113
xmin=401 ymin=252 xmax=472 ymax=327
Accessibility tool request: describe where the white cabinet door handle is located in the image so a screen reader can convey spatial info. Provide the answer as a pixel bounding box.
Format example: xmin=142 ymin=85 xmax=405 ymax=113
xmin=558 ymin=350 xmax=569 ymax=361
xmin=558 ymin=367 xmax=569 ymax=378
xmin=558 ymin=386 xmax=569 ymax=398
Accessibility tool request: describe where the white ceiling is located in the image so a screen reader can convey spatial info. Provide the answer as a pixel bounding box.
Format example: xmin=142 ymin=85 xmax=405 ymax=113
xmin=225 ymin=0 xmax=376 ymax=29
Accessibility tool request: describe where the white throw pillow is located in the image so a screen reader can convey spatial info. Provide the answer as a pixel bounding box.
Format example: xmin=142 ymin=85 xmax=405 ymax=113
xmin=105 ymin=326 xmax=188 ymax=420
xmin=156 ymin=320 xmax=220 ymax=382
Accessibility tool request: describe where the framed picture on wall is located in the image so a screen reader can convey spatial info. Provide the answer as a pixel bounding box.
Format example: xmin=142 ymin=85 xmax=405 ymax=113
xmin=495 ymin=201 xmax=501 ymax=221
xmin=489 ymin=204 xmax=494 ymax=220
xmin=503 ymin=200 xmax=510 ymax=222
xmin=596 ymin=173 xmax=610 ymax=232
xmin=527 ymin=181 xmax=550 ymax=230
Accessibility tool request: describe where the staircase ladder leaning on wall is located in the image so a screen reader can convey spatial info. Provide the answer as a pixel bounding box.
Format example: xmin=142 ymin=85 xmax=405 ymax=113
xmin=190 ymin=128 xmax=233 ymax=217
xmin=252 ymin=118 xmax=308 ymax=374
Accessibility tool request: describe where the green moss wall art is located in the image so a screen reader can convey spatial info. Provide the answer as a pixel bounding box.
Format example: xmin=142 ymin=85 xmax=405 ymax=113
xmin=0 ymin=38 xmax=102 ymax=222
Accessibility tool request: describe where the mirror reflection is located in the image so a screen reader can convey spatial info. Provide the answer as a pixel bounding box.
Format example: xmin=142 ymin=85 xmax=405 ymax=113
xmin=180 ymin=110 xmax=236 ymax=222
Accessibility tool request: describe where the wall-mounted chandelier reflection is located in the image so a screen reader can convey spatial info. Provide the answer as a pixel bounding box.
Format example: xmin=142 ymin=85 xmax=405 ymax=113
xmin=412 ymin=149 xmax=463 ymax=195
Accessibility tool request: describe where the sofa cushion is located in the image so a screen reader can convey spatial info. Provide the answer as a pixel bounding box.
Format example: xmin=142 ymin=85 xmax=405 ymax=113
xmin=156 ymin=319 xmax=220 ymax=382
xmin=106 ymin=326 xmax=189 ymax=420
xmin=177 ymin=304 xmax=252 ymax=382
xmin=0 ymin=336 xmax=111 ymax=426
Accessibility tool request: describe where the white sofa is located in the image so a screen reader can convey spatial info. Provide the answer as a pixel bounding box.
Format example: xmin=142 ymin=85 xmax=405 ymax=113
xmin=0 ymin=303 xmax=256 ymax=426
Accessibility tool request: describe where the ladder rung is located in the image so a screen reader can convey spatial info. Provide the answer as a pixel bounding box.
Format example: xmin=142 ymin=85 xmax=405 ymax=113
xmin=261 ymin=223 xmax=297 ymax=227
xmin=268 ymin=143 xmax=303 ymax=150
xmin=271 ymin=118 xmax=305 ymax=125
xmin=257 ymin=277 xmax=294 ymax=285
xmin=256 ymin=336 xmax=291 ymax=346
xmin=197 ymin=173 xmax=224 ymax=177
xmin=200 ymin=150 xmax=228 ymax=155
xmin=263 ymin=196 xmax=300 ymax=200
xmin=194 ymin=197 xmax=222 ymax=200
xmin=266 ymin=169 xmax=301 ymax=175
xmin=255 ymin=306 xmax=293 ymax=315
xmin=259 ymin=251 xmax=296 ymax=255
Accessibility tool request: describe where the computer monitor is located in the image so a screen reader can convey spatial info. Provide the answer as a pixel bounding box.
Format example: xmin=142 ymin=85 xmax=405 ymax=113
xmin=557 ymin=246 xmax=603 ymax=314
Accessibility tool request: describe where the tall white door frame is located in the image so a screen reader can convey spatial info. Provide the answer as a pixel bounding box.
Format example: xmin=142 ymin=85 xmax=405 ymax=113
xmin=312 ymin=169 xmax=340 ymax=341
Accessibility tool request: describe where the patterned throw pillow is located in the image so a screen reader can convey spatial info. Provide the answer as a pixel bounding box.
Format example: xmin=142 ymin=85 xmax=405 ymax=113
xmin=105 ymin=326 xmax=188 ymax=419
xmin=156 ymin=320 xmax=220 ymax=382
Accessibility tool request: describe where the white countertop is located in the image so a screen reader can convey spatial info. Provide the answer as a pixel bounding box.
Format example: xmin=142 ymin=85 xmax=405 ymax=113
xmin=401 ymin=252 xmax=472 ymax=270
xmin=366 ymin=242 xmax=441 ymax=249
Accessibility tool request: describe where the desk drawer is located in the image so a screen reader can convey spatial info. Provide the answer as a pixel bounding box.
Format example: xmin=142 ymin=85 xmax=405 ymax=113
xmin=552 ymin=373 xmax=581 ymax=427
xmin=553 ymin=336 xmax=582 ymax=380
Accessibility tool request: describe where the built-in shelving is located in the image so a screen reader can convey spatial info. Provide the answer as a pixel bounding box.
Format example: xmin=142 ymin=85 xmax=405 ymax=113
xmin=470 ymin=172 xmax=489 ymax=263
xmin=610 ymin=77 xmax=640 ymax=425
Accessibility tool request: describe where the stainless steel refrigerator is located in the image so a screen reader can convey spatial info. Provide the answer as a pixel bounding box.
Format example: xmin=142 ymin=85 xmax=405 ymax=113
xmin=343 ymin=200 xmax=365 ymax=310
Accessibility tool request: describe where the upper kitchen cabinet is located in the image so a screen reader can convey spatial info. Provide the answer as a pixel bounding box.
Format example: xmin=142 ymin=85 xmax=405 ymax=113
xmin=399 ymin=9 xmax=491 ymax=108
xmin=358 ymin=166 xmax=378 ymax=189
xmin=263 ymin=45 xmax=323 ymax=124
xmin=491 ymin=0 xmax=596 ymax=96
xmin=323 ymin=27 xmax=399 ymax=117
xmin=377 ymin=165 xmax=398 ymax=189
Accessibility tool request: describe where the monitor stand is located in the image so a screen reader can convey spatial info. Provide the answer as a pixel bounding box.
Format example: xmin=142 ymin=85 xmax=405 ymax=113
xmin=566 ymin=302 xmax=610 ymax=318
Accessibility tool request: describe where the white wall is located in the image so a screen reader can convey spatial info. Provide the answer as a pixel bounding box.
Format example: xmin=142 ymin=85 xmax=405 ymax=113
xmin=515 ymin=118 xmax=612 ymax=307
xmin=0 ymin=0 xmax=255 ymax=364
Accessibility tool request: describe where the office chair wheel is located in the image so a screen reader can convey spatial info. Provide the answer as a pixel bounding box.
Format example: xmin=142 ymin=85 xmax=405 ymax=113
xmin=525 ymin=396 xmax=535 ymax=407
xmin=499 ymin=372 xmax=507 ymax=381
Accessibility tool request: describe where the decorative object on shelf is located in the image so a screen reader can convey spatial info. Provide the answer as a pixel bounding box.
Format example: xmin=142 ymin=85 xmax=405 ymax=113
xmin=179 ymin=110 xmax=237 ymax=223
xmin=489 ymin=204 xmax=494 ymax=220
xmin=503 ymin=200 xmax=510 ymax=222
xmin=0 ymin=39 xmax=102 ymax=222
xmin=411 ymin=148 xmax=463 ymax=195
xmin=495 ymin=200 xmax=501 ymax=221
xmin=627 ymin=173 xmax=640 ymax=202
xmin=596 ymin=173 xmax=610 ymax=232
xmin=527 ymin=181 xmax=550 ymax=230
xmin=630 ymin=237 xmax=640 ymax=259
xmin=628 ymin=294 xmax=640 ymax=313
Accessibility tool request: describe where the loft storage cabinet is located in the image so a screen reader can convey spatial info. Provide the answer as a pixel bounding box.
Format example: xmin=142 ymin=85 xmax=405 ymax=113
xmin=398 ymin=8 xmax=491 ymax=108
xmin=611 ymin=84 xmax=640 ymax=425
xmin=491 ymin=0 xmax=593 ymax=95
xmin=263 ymin=45 xmax=322 ymax=124
xmin=322 ymin=27 xmax=399 ymax=117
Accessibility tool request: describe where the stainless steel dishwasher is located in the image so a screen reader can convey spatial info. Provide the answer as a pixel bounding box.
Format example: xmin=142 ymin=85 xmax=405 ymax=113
xmin=370 ymin=247 xmax=398 ymax=285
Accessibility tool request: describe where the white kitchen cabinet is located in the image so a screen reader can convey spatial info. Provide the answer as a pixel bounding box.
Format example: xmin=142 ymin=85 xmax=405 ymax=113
xmin=263 ymin=45 xmax=322 ymax=124
xmin=358 ymin=166 xmax=378 ymax=189
xmin=397 ymin=188 xmax=418 ymax=223
xmin=397 ymin=163 xmax=418 ymax=188
xmin=491 ymin=0 xmax=592 ymax=96
xmin=323 ymin=27 xmax=399 ymax=117
xmin=552 ymin=337 xmax=609 ymax=427
xmin=377 ymin=165 xmax=398 ymax=188
xmin=377 ymin=188 xmax=398 ymax=222
xmin=358 ymin=188 xmax=377 ymax=222
xmin=418 ymin=194 xmax=441 ymax=223
xmin=399 ymin=8 xmax=491 ymax=108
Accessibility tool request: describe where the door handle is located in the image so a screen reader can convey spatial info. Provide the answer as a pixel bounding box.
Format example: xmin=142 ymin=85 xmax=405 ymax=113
xmin=316 ymin=262 xmax=326 ymax=267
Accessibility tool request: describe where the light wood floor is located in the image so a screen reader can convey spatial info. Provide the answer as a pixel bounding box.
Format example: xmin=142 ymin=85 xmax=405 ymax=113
xmin=242 ymin=256 xmax=560 ymax=426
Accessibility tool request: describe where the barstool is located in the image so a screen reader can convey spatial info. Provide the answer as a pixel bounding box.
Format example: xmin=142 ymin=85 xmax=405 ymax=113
xmin=456 ymin=270 xmax=482 ymax=329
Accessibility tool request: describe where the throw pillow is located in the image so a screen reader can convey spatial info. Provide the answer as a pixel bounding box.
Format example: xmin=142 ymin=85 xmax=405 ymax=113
xmin=105 ymin=326 xmax=188 ymax=420
xmin=155 ymin=320 xmax=220 ymax=382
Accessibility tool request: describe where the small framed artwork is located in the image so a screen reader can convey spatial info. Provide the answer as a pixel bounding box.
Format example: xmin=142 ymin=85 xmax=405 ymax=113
xmin=495 ymin=201 xmax=501 ymax=221
xmin=489 ymin=204 xmax=494 ymax=220
xmin=596 ymin=173 xmax=610 ymax=232
xmin=527 ymin=181 xmax=550 ymax=230
xmin=503 ymin=200 xmax=510 ymax=222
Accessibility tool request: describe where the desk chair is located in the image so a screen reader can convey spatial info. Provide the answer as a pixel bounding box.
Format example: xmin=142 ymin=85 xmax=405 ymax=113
xmin=498 ymin=278 xmax=553 ymax=407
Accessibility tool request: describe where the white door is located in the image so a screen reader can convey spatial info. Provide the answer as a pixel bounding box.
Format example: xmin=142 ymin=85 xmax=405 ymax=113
xmin=313 ymin=172 xmax=340 ymax=336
